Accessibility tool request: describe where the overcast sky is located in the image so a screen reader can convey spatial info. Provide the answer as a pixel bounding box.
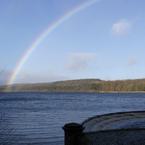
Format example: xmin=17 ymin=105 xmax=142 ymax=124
xmin=0 ymin=0 xmax=145 ymax=85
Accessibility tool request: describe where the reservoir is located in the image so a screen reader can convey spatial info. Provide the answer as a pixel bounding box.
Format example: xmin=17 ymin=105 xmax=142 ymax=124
xmin=0 ymin=92 xmax=145 ymax=145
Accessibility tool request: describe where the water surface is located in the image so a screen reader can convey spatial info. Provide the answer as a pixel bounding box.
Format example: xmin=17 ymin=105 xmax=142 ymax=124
xmin=0 ymin=92 xmax=145 ymax=145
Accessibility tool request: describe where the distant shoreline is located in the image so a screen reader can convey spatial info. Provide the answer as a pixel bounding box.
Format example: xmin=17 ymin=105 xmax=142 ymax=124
xmin=1 ymin=78 xmax=145 ymax=93
xmin=1 ymin=90 xmax=145 ymax=94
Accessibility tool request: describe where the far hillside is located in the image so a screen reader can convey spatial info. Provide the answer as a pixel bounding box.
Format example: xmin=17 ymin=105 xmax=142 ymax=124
xmin=0 ymin=79 xmax=145 ymax=92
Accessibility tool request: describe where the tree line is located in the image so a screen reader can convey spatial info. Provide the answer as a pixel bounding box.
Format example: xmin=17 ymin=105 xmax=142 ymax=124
xmin=1 ymin=79 xmax=145 ymax=92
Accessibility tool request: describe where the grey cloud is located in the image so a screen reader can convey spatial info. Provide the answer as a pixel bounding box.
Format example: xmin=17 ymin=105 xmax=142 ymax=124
xmin=0 ymin=70 xmax=12 ymax=85
xmin=66 ymin=52 xmax=96 ymax=71
xmin=112 ymin=19 xmax=131 ymax=36
xmin=128 ymin=58 xmax=137 ymax=66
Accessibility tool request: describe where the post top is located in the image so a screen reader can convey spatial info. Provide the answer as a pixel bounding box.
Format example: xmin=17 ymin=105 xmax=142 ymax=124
xmin=63 ymin=122 xmax=84 ymax=132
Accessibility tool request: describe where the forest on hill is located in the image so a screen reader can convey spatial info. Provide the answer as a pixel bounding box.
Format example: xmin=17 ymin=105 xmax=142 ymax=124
xmin=0 ymin=79 xmax=145 ymax=92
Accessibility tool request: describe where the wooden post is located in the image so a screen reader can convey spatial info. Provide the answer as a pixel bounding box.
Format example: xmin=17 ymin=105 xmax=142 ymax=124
xmin=63 ymin=123 xmax=84 ymax=145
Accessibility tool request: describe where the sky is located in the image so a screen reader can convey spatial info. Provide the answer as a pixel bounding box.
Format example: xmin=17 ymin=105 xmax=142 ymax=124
xmin=0 ymin=0 xmax=145 ymax=85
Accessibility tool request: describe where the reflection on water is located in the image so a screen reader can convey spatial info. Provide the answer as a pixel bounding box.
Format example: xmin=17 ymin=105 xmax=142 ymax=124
xmin=0 ymin=92 xmax=145 ymax=145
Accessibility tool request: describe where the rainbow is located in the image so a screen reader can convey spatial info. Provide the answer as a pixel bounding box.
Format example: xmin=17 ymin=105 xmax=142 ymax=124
xmin=7 ymin=0 xmax=100 ymax=85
